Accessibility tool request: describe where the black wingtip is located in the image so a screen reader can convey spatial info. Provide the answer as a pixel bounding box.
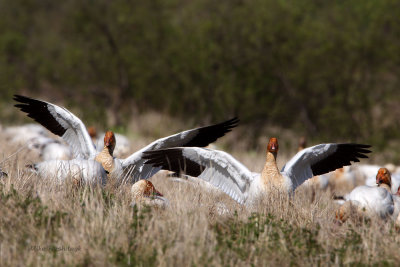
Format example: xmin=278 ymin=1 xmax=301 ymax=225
xmin=142 ymin=148 xmax=205 ymax=177
xmin=311 ymin=143 xmax=372 ymax=176
xmin=183 ymin=117 xmax=240 ymax=147
xmin=333 ymin=195 xmax=345 ymax=200
xmin=13 ymin=95 xmax=67 ymax=137
xmin=13 ymin=94 xmax=34 ymax=106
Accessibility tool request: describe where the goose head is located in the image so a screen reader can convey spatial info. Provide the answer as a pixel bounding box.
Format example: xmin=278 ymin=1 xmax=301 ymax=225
xmin=88 ymin=126 xmax=97 ymax=139
xmin=104 ymin=131 xmax=116 ymax=155
xmin=267 ymin=137 xmax=279 ymax=155
xmin=131 ymin=180 xmax=168 ymax=208
xmin=376 ymin=168 xmax=391 ymax=189
xmin=131 ymin=180 xmax=164 ymax=200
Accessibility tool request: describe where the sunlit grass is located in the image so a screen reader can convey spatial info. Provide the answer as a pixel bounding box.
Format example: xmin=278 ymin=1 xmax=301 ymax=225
xmin=1 ymin=117 xmax=400 ymax=266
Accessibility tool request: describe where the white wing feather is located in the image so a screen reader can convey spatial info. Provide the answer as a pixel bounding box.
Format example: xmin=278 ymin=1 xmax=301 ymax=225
xmin=120 ymin=129 xmax=216 ymax=181
xmin=179 ymin=148 xmax=255 ymax=204
xmin=45 ymin=104 xmax=96 ymax=159
xmin=344 ymin=185 xmax=394 ymax=218
xmin=281 ymin=144 xmax=337 ymax=191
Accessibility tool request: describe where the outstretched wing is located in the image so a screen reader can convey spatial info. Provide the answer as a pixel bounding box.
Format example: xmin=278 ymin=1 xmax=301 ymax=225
xmin=119 ymin=117 xmax=239 ymax=181
xmin=142 ymin=147 xmax=254 ymax=204
xmin=281 ymin=143 xmax=371 ymax=191
xmin=14 ymin=95 xmax=97 ymax=159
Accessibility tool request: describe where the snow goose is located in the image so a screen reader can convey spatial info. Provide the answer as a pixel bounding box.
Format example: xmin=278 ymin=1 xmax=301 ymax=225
xmin=335 ymin=168 xmax=394 ymax=222
xmin=28 ymin=136 xmax=72 ymax=161
xmin=142 ymin=137 xmax=371 ymax=205
xmin=365 ymin=168 xmax=400 ymax=194
xmin=130 ymin=180 xmax=168 ymax=208
xmin=14 ymin=95 xmax=239 ymax=182
xmin=88 ymin=126 xmax=131 ymax=158
xmin=2 ymin=124 xmax=72 ymax=161
xmin=3 ymin=124 xmax=49 ymax=144
xmin=28 ymin=158 xmax=108 ymax=185
xmin=39 ymin=141 xmax=72 ymax=161
xmin=354 ymin=163 xmax=398 ymax=183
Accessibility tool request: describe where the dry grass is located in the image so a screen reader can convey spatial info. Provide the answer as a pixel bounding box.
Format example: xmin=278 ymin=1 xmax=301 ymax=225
xmin=1 ymin=117 xmax=400 ymax=266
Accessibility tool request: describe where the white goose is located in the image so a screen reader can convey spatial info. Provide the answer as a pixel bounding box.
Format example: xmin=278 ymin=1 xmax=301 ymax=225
xmin=142 ymin=137 xmax=371 ymax=205
xmin=130 ymin=180 xmax=169 ymax=208
xmin=336 ymin=168 xmax=394 ymax=222
xmin=14 ymin=95 xmax=239 ymax=183
xmin=2 ymin=123 xmax=72 ymax=161
xmin=3 ymin=123 xmax=49 ymax=144
xmin=88 ymin=126 xmax=131 ymax=158
xmin=365 ymin=169 xmax=400 ymax=194
xmin=29 ymin=136 xmax=72 ymax=161
xmin=28 ymin=158 xmax=108 ymax=185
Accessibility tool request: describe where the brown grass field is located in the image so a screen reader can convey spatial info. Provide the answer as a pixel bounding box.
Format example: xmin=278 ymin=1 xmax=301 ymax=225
xmin=1 ymin=114 xmax=400 ymax=266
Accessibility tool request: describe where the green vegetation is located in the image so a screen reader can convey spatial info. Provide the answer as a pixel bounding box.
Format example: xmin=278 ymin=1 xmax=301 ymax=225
xmin=1 ymin=0 xmax=400 ymax=147
xmin=2 ymin=179 xmax=399 ymax=266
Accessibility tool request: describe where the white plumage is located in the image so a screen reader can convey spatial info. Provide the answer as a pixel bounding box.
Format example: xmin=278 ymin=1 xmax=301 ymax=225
xmin=3 ymin=124 xmax=49 ymax=144
xmin=366 ymin=172 xmax=400 ymax=194
xmin=14 ymin=95 xmax=238 ymax=183
xmin=30 ymin=159 xmax=107 ymax=185
xmin=341 ymin=185 xmax=394 ymax=219
xmin=39 ymin=142 xmax=72 ymax=161
xmin=143 ymin=138 xmax=371 ymax=206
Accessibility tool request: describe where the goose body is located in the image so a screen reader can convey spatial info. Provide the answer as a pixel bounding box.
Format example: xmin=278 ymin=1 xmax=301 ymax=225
xmin=28 ymin=136 xmax=72 ymax=161
xmin=336 ymin=168 xmax=394 ymax=222
xmin=14 ymin=95 xmax=238 ymax=183
xmin=3 ymin=124 xmax=49 ymax=144
xmin=342 ymin=186 xmax=394 ymax=219
xmin=392 ymin=193 xmax=400 ymax=221
xmin=143 ymin=138 xmax=371 ymax=205
xmin=40 ymin=141 xmax=72 ymax=161
xmin=29 ymin=159 xmax=107 ymax=185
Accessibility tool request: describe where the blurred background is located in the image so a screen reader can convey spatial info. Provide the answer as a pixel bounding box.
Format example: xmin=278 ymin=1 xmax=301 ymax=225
xmin=1 ymin=0 xmax=400 ymax=160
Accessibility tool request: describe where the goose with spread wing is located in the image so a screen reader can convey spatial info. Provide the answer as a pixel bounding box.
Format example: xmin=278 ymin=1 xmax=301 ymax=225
xmin=142 ymin=137 xmax=371 ymax=205
xmin=14 ymin=95 xmax=239 ymax=183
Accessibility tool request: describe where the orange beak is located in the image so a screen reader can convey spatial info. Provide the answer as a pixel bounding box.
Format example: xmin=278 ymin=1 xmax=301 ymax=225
xmin=376 ymin=174 xmax=381 ymax=185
